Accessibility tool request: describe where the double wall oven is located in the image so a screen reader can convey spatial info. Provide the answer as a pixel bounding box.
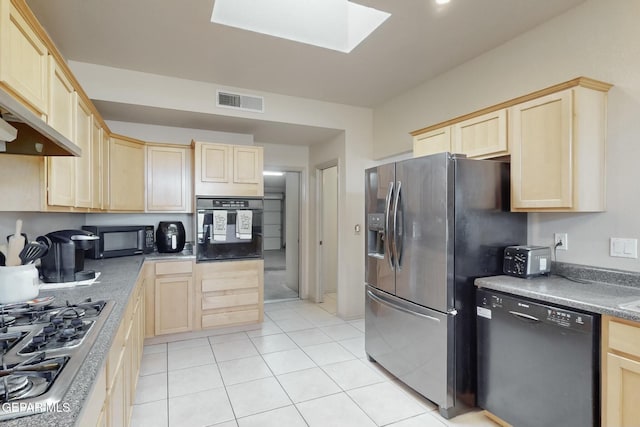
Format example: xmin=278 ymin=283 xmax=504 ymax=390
xmin=195 ymin=197 xmax=264 ymax=262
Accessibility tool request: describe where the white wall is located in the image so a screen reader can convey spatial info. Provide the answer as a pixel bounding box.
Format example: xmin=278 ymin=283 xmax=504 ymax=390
xmin=373 ymin=0 xmax=640 ymax=272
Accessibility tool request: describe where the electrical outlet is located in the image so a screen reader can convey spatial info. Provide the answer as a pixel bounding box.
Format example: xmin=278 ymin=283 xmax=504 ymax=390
xmin=554 ymin=233 xmax=568 ymax=251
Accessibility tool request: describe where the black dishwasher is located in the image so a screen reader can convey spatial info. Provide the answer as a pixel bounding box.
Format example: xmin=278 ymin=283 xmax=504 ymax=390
xmin=476 ymin=289 xmax=600 ymax=427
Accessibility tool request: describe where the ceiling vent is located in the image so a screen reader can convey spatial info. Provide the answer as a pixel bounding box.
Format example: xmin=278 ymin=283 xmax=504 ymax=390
xmin=216 ymin=90 xmax=264 ymax=113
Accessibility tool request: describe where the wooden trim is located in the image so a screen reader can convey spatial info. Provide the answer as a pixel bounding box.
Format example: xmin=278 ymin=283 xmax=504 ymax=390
xmin=410 ymin=77 xmax=613 ymax=136
xmin=482 ymin=410 xmax=512 ymax=427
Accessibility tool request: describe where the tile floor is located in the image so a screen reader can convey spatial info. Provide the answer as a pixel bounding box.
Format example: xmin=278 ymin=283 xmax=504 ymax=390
xmin=132 ymin=299 xmax=498 ymax=427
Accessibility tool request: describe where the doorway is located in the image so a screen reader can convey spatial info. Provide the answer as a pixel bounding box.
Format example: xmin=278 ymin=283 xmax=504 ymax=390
xmin=318 ymin=165 xmax=338 ymax=314
xmin=263 ymin=171 xmax=301 ymax=301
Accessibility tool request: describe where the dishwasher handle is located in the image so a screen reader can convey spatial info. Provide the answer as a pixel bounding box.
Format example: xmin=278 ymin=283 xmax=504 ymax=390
xmin=508 ymin=310 xmax=540 ymax=322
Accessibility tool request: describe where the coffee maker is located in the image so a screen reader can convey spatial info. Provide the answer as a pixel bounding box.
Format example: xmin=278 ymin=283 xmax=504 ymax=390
xmin=40 ymin=229 xmax=99 ymax=283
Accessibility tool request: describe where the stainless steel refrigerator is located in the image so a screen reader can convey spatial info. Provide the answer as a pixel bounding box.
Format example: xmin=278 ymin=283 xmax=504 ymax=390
xmin=364 ymin=152 xmax=527 ymax=418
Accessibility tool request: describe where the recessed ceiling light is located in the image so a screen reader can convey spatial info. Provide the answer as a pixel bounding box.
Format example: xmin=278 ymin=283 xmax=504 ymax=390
xmin=435 ymin=0 xmax=450 ymax=4
xmin=263 ymin=171 xmax=285 ymax=176
xmin=211 ymin=0 xmax=391 ymax=53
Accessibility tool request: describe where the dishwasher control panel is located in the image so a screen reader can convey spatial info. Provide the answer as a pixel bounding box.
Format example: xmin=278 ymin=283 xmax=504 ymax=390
xmin=476 ymin=290 xmax=594 ymax=333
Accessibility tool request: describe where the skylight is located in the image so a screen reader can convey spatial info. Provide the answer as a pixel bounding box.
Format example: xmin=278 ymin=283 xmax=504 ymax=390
xmin=211 ymin=0 xmax=391 ymax=53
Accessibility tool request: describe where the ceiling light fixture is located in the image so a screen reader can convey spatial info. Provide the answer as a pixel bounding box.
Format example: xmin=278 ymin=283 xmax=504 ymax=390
xmin=211 ymin=0 xmax=391 ymax=53
xmin=435 ymin=0 xmax=451 ymax=4
xmin=263 ymin=171 xmax=285 ymax=176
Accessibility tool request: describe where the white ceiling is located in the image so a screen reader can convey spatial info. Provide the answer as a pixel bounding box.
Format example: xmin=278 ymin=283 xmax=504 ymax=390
xmin=26 ymin=0 xmax=585 ymax=142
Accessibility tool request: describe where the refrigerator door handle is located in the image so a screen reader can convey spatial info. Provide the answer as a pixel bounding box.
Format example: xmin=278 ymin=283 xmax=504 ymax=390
xmin=367 ymin=289 xmax=441 ymax=323
xmin=385 ymin=181 xmax=395 ymax=271
xmin=393 ymin=180 xmax=403 ymax=269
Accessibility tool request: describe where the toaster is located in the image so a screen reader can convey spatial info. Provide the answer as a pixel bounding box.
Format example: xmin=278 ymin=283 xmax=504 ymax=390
xmin=503 ymin=245 xmax=551 ymax=278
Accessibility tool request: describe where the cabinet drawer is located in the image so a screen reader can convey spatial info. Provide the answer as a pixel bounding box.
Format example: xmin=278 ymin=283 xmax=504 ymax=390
xmin=155 ymin=260 xmax=193 ymax=276
xmin=202 ymin=291 xmax=259 ymax=310
xmin=202 ymin=309 xmax=260 ymax=329
xmin=609 ymin=319 xmax=640 ymax=357
xmin=201 ymin=270 xmax=258 ymax=292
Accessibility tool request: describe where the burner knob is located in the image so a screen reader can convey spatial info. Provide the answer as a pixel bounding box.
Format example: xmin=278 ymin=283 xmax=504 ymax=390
xmin=70 ymin=318 xmax=84 ymax=329
xmin=32 ymin=335 xmax=47 ymax=346
xmin=61 ymin=328 xmax=77 ymax=339
xmin=52 ymin=317 xmax=63 ymax=327
xmin=43 ymin=325 xmax=57 ymax=336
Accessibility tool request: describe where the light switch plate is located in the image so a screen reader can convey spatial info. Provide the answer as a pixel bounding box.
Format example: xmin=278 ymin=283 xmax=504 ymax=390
xmin=610 ymin=237 xmax=638 ymax=259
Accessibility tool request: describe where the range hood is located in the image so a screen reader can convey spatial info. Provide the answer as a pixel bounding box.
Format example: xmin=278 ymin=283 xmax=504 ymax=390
xmin=0 ymin=86 xmax=81 ymax=156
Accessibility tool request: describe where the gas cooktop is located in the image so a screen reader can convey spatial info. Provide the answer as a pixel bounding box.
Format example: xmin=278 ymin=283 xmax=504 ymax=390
xmin=0 ymin=298 xmax=113 ymax=420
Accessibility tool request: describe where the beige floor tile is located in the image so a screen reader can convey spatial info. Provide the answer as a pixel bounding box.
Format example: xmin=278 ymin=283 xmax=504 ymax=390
xmin=143 ymin=343 xmax=167 ymax=355
xmin=208 ymin=332 xmax=249 ymax=344
xmin=302 ymin=342 xmax=356 ymax=366
xmin=245 ymin=322 xmax=283 ymax=337
xmin=168 ymin=364 xmax=223 ymax=398
xmin=218 ymin=355 xmax=273 ymax=385
xmin=236 ymin=405 xmax=306 ymax=427
xmin=338 ymin=336 xmax=367 ymax=359
xmin=347 ymin=381 xmax=427 ymax=425
xmin=250 ymin=333 xmax=298 ymax=354
xmin=168 ymin=345 xmax=215 ymax=371
xmin=226 ymin=377 xmax=292 ymax=418
xmin=140 ymin=352 xmax=167 ymax=376
xmin=212 ymin=339 xmax=259 ymax=362
xmin=321 ymin=359 xmax=384 ymax=390
xmin=273 ymin=316 xmax=314 ymax=332
xmin=321 ymin=323 xmax=363 ymax=341
xmin=134 ymin=372 xmax=167 ymax=404
xmin=387 ymin=412 xmax=447 ymax=427
xmin=296 ymin=393 xmax=376 ymax=427
xmin=349 ymin=319 xmax=366 ymax=332
xmin=167 ymin=337 xmax=211 ymax=351
xmin=130 ymin=400 xmax=168 ymax=427
xmin=277 ymin=367 xmax=342 ymax=403
xmin=168 ymin=388 xmax=234 ymax=427
xmin=262 ymin=348 xmax=316 ymax=375
xmin=286 ymin=328 xmax=333 ymax=347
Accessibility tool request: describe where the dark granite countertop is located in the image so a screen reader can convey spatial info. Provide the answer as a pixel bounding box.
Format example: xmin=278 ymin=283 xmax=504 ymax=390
xmin=2 ymin=252 xmax=194 ymax=426
xmin=475 ymin=263 xmax=640 ymax=322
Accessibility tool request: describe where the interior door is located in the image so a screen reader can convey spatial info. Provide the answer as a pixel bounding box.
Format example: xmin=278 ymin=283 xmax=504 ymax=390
xmin=394 ymin=153 xmax=453 ymax=312
xmin=365 ymin=163 xmax=395 ymax=294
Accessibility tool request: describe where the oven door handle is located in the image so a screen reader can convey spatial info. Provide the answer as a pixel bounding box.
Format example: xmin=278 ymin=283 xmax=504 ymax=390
xmin=508 ymin=311 xmax=540 ymax=322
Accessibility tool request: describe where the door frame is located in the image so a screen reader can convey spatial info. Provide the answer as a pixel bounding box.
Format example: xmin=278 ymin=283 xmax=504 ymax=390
xmin=315 ymin=160 xmax=339 ymax=304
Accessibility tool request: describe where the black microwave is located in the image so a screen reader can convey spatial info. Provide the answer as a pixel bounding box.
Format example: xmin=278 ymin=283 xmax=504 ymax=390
xmin=82 ymin=225 xmax=154 ymax=259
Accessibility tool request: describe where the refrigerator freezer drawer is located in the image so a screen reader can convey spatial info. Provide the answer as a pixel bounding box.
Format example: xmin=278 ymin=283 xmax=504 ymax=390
xmin=365 ymin=286 xmax=452 ymax=410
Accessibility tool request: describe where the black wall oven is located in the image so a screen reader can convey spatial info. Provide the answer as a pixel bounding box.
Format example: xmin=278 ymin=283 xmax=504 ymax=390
xmin=195 ymin=197 xmax=263 ymax=262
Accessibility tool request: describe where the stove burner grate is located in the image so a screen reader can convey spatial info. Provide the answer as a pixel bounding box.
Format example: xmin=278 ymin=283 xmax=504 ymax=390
xmin=0 ymin=375 xmax=32 ymax=401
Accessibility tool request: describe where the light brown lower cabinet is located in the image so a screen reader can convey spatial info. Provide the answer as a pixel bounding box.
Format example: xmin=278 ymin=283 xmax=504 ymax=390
xmin=152 ymin=260 xmax=194 ymax=336
xmin=602 ymin=315 xmax=640 ymax=427
xmin=195 ymin=259 xmax=264 ymax=330
xmin=77 ymin=271 xmax=145 ymax=426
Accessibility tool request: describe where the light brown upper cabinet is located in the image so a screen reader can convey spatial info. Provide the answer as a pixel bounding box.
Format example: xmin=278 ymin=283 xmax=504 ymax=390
xmin=46 ymin=56 xmax=76 ymax=207
xmin=101 ymin=130 xmax=110 ymax=210
xmin=453 ymin=109 xmax=508 ymax=159
xmin=510 ymin=83 xmax=609 ymax=212
xmin=194 ymin=141 xmax=263 ymax=197
xmin=0 ymin=0 xmax=49 ymax=116
xmin=74 ymin=93 xmax=93 ymax=208
xmin=91 ymin=119 xmax=104 ymax=209
xmin=413 ymin=127 xmax=452 ymax=158
xmin=146 ymin=144 xmax=192 ymax=212
xmin=109 ymin=135 xmax=145 ymax=211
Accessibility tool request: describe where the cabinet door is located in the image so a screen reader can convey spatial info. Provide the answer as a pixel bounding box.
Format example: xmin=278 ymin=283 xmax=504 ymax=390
xmin=0 ymin=0 xmax=49 ymax=115
xmin=200 ymin=143 xmax=230 ymax=184
xmin=75 ymin=94 xmax=93 ymax=208
xmin=46 ymin=57 xmax=75 ymax=207
xmin=109 ymin=136 xmax=145 ymax=211
xmin=155 ymin=276 xmax=193 ymax=335
xmin=233 ymin=146 xmax=262 ymax=184
xmin=147 ymin=145 xmax=190 ymax=212
xmin=101 ymin=131 xmax=110 ymax=210
xmin=510 ymin=90 xmax=572 ymax=209
xmin=606 ymin=353 xmax=640 ymax=427
xmin=413 ymin=127 xmax=452 ymax=158
xmin=91 ymin=121 xmax=103 ymax=209
xmin=107 ymin=359 xmax=126 ymax=427
xmin=453 ymin=109 xmax=508 ymax=159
